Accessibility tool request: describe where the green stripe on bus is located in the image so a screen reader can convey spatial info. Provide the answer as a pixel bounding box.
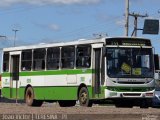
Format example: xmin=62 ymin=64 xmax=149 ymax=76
xmin=2 ymin=86 xmax=93 ymax=100
xmin=2 ymin=73 xmax=10 ymax=77
xmin=2 ymin=69 xmax=93 ymax=77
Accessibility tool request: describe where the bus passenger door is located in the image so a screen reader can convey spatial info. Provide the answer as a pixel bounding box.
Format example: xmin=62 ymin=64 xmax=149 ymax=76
xmin=92 ymin=44 xmax=103 ymax=98
xmin=94 ymin=48 xmax=101 ymax=95
xmin=10 ymin=53 xmax=20 ymax=99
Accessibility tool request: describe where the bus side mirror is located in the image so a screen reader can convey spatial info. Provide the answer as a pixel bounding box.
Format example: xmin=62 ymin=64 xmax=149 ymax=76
xmin=154 ymin=54 xmax=160 ymax=70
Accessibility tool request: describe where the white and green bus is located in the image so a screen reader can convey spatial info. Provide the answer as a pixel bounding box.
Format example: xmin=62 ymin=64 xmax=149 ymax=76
xmin=1 ymin=37 xmax=155 ymax=107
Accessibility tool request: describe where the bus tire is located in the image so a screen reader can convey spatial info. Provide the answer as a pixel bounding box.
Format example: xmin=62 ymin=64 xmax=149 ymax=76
xmin=78 ymin=87 xmax=92 ymax=107
xmin=25 ymin=87 xmax=43 ymax=107
xmin=59 ymin=100 xmax=76 ymax=107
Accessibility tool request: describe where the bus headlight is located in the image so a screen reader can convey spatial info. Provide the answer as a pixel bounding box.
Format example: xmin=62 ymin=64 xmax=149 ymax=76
xmin=110 ymin=92 xmax=117 ymax=96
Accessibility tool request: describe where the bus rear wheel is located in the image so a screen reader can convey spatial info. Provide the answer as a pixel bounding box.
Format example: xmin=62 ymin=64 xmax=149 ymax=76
xmin=25 ymin=87 xmax=43 ymax=107
xmin=78 ymin=87 xmax=92 ymax=107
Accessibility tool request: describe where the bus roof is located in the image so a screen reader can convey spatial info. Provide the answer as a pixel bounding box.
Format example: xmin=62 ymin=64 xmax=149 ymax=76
xmin=3 ymin=36 xmax=151 ymax=52
xmin=3 ymin=37 xmax=105 ymax=52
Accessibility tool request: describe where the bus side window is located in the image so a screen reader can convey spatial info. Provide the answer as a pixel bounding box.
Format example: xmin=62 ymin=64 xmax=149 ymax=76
xmin=33 ymin=48 xmax=46 ymax=71
xmin=61 ymin=46 xmax=75 ymax=69
xmin=3 ymin=52 xmax=9 ymax=72
xmin=76 ymin=45 xmax=91 ymax=68
xmin=21 ymin=50 xmax=32 ymax=71
xmin=47 ymin=47 xmax=60 ymax=70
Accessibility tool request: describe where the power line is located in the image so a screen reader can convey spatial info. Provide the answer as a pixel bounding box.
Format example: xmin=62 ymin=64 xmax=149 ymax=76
xmin=50 ymin=16 xmax=122 ymax=40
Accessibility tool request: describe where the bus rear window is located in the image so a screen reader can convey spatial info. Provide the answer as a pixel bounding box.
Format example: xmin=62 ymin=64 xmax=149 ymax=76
xmin=3 ymin=52 xmax=9 ymax=72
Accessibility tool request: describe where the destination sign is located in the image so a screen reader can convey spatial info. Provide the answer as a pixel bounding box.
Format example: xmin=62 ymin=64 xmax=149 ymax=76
xmin=106 ymin=38 xmax=151 ymax=46
xmin=122 ymin=42 xmax=146 ymax=46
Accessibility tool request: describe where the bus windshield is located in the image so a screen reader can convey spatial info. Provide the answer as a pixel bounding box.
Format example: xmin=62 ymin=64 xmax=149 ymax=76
xmin=107 ymin=47 xmax=154 ymax=78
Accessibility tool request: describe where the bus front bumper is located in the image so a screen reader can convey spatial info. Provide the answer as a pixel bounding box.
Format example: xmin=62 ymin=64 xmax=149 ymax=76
xmin=105 ymin=89 xmax=155 ymax=99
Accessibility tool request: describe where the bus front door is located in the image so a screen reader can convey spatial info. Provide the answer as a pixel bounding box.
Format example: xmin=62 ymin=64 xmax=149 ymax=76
xmin=10 ymin=55 xmax=20 ymax=99
xmin=93 ymin=48 xmax=101 ymax=98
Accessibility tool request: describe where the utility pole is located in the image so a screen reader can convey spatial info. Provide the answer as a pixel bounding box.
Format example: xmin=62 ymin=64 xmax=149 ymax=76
xmin=129 ymin=12 xmax=148 ymax=37
xmin=125 ymin=0 xmax=148 ymax=37
xmin=12 ymin=29 xmax=19 ymax=47
xmin=125 ymin=0 xmax=129 ymax=36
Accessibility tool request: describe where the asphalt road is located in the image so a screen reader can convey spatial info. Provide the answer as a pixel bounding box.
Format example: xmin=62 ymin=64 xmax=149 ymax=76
xmin=0 ymin=98 xmax=160 ymax=120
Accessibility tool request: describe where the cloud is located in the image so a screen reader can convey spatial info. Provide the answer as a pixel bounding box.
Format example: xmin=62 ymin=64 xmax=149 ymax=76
xmin=34 ymin=22 xmax=60 ymax=31
xmin=48 ymin=24 xmax=60 ymax=31
xmin=116 ymin=19 xmax=125 ymax=26
xmin=0 ymin=0 xmax=102 ymax=7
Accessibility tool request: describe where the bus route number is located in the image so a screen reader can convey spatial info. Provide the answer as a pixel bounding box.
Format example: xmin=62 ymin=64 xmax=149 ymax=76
xmin=27 ymin=79 xmax=31 ymax=83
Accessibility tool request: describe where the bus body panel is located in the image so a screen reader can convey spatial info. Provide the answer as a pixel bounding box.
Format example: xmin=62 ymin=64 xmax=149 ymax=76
xmin=2 ymin=71 xmax=93 ymax=100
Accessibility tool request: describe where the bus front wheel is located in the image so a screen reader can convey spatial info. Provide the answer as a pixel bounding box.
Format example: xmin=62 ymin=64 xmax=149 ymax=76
xmin=25 ymin=87 xmax=43 ymax=107
xmin=78 ymin=87 xmax=92 ymax=107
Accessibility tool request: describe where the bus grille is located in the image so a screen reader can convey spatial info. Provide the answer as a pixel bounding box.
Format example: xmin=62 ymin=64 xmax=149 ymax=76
xmin=117 ymin=82 xmax=146 ymax=84
xmin=123 ymin=93 xmax=141 ymax=96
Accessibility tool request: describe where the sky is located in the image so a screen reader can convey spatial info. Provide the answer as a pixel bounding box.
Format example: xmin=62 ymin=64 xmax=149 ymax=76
xmin=0 ymin=0 xmax=160 ymax=53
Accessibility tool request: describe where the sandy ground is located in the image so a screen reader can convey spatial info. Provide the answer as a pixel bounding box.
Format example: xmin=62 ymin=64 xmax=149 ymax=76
xmin=0 ymin=98 xmax=159 ymax=120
